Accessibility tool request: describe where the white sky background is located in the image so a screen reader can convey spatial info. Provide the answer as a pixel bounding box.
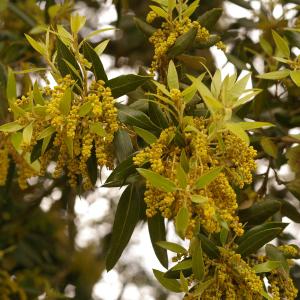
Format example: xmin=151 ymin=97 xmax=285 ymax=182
xmin=39 ymin=1 xmax=300 ymax=299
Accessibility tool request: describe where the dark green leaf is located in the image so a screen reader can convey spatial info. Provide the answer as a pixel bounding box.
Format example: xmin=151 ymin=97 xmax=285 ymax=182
xmin=193 ymin=34 xmax=221 ymax=49
xmin=168 ymin=27 xmax=197 ymax=58
xmin=197 ymin=8 xmax=223 ymax=30
xmin=198 ymin=233 xmax=219 ymax=258
xmin=82 ymin=41 xmax=108 ymax=82
xmin=153 ymin=269 xmax=181 ymax=293
xmin=238 ymin=200 xmax=281 ymax=225
xmin=228 ymin=0 xmax=252 ymax=9
xmin=148 ymin=214 xmax=168 ymax=268
xmin=87 ymin=146 xmax=98 ymax=185
xmin=134 ymin=17 xmax=156 ymax=37
xmin=191 ymin=237 xmax=204 ymax=280
xmin=266 ymin=244 xmax=289 ymax=275
xmin=114 ymin=129 xmax=133 ymax=163
xmin=148 ymin=102 xmax=168 ymax=129
xmin=106 ymin=184 xmax=143 ymax=271
xmin=108 ymin=75 xmax=150 ymax=98
xmin=156 ymin=241 xmax=187 ymax=254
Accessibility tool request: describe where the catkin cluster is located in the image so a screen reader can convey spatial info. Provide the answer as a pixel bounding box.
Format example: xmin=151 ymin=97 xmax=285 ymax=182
xmin=2 ymin=76 xmax=119 ymax=190
xmin=134 ymin=118 xmax=257 ymax=238
xmin=146 ymin=12 xmax=209 ymax=73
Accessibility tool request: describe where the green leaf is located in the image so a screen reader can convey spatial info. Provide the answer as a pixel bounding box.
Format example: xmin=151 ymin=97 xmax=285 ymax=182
xmin=30 ymin=140 xmax=43 ymax=162
xmin=79 ymin=101 xmax=93 ymax=117
xmin=182 ymin=0 xmax=199 ymax=18
xmin=198 ymin=233 xmax=219 ymax=258
xmin=117 ymin=104 xmax=160 ymax=132
xmin=25 ymin=34 xmax=46 ymax=56
xmin=137 ymin=168 xmax=177 ymax=192
xmin=106 ymin=184 xmax=143 ymax=271
xmin=261 ymin=137 xmax=278 ymax=158
xmin=134 ymin=17 xmax=156 ymax=37
xmin=253 ymin=260 xmax=282 ymax=273
xmin=37 ymin=126 xmax=55 ymax=140
xmin=167 ymin=60 xmax=179 ymax=90
xmin=225 ymin=123 xmax=249 ymax=145
xmin=82 ymin=41 xmax=108 ymax=82
xmin=259 ymin=36 xmax=273 ymax=56
xmin=23 ymin=122 xmax=33 ymax=145
xmin=59 ymin=88 xmax=72 ymax=115
xmin=42 ymin=135 xmax=52 ymax=155
xmin=176 ymin=164 xmax=188 ymax=189
xmin=237 ymin=121 xmax=274 ymax=131
xmin=193 ymin=34 xmax=221 ymax=49
xmin=133 ymin=126 xmax=157 ymax=144
xmin=33 ymin=82 xmax=45 ymax=105
xmin=238 ymin=200 xmax=281 ymax=225
xmin=236 ymin=223 xmax=288 ymax=256
xmin=156 ymin=241 xmax=187 ymax=254
xmin=168 ymin=27 xmax=198 ymax=58
xmin=197 ymin=8 xmax=223 ymax=30
xmin=113 ymin=129 xmax=133 ymax=163
xmin=153 ymin=270 xmax=181 ymax=293
xmin=280 ymin=199 xmax=300 ymax=223
xmin=89 ymin=122 xmax=106 ymax=136
xmin=195 ymin=166 xmax=223 ymax=189
xmin=6 ymin=68 xmax=17 ymax=101
xmin=65 ymin=136 xmax=73 ymax=158
xmin=175 ymin=207 xmax=189 ymax=239
xmin=171 ymin=259 xmax=192 ymax=271
xmin=290 ymin=70 xmax=300 ymax=87
xmin=148 ymin=215 xmax=168 ymax=268
xmin=94 ymin=39 xmax=110 ymax=56
xmin=257 ymin=69 xmax=290 ymax=80
xmin=272 ymin=30 xmax=290 ymax=58
xmin=108 ymin=75 xmax=150 ymax=98
xmin=192 ymin=237 xmax=204 ymax=280
xmin=0 ymin=121 xmax=24 ymax=132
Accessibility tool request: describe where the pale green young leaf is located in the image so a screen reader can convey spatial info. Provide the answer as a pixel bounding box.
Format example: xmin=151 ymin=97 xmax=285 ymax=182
xmin=195 ymin=167 xmax=223 ymax=189
xmin=156 ymin=241 xmax=187 ymax=254
xmin=149 ymin=5 xmax=169 ymax=19
xmin=25 ymin=34 xmax=47 ymax=56
xmin=175 ymin=207 xmax=189 ymax=239
xmin=179 ymin=272 xmax=189 ymax=293
xmin=237 ymin=121 xmax=274 ymax=131
xmin=94 ymin=39 xmax=110 ymax=55
xmin=23 ymin=122 xmax=34 ymax=145
xmin=233 ymin=89 xmax=262 ymax=108
xmin=14 ymin=68 xmax=46 ymax=75
xmin=133 ymin=126 xmax=157 ymax=144
xmin=0 ymin=121 xmax=24 ymax=132
xmin=6 ymin=68 xmax=16 ymax=100
xmin=57 ymin=25 xmax=73 ymax=46
xmin=180 ymin=149 xmax=189 ymax=173
xmin=41 ymin=135 xmax=52 ymax=155
xmin=257 ymin=69 xmax=290 ymax=80
xmin=190 ymin=195 xmax=209 ymax=204
xmin=71 ymin=14 xmax=86 ymax=34
xmin=152 ymin=81 xmax=171 ymax=96
xmin=182 ymin=84 xmax=197 ymax=103
xmin=225 ymin=122 xmax=249 ymax=145
xmin=79 ymin=101 xmax=93 ymax=117
xmin=10 ymin=132 xmax=23 ymax=152
xmin=273 ymin=57 xmax=291 ymax=64
xmin=137 ymin=168 xmax=177 ymax=192
xmin=167 ymin=60 xmax=179 ymax=90
xmin=33 ymin=82 xmax=45 ymax=105
xmin=89 ymin=122 xmax=106 ymax=136
xmin=211 ymin=69 xmax=222 ymax=99
xmin=183 ymin=0 xmax=200 ymax=18
xmin=82 ymin=28 xmax=115 ymax=44
xmin=171 ymin=259 xmax=192 ymax=271
xmin=176 ymin=164 xmax=187 ymax=189
xmin=290 ymin=70 xmax=300 ymax=87
xmin=37 ymin=126 xmax=56 ymax=140
xmin=272 ymin=30 xmax=290 ymax=58
xmin=229 ymin=72 xmax=251 ymax=99
xmin=59 ymin=88 xmax=72 ymax=116
xmin=194 ymin=78 xmax=223 ymax=114
xmin=253 ymin=261 xmax=281 ymax=273
xmin=168 ymin=0 xmax=176 ymax=14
